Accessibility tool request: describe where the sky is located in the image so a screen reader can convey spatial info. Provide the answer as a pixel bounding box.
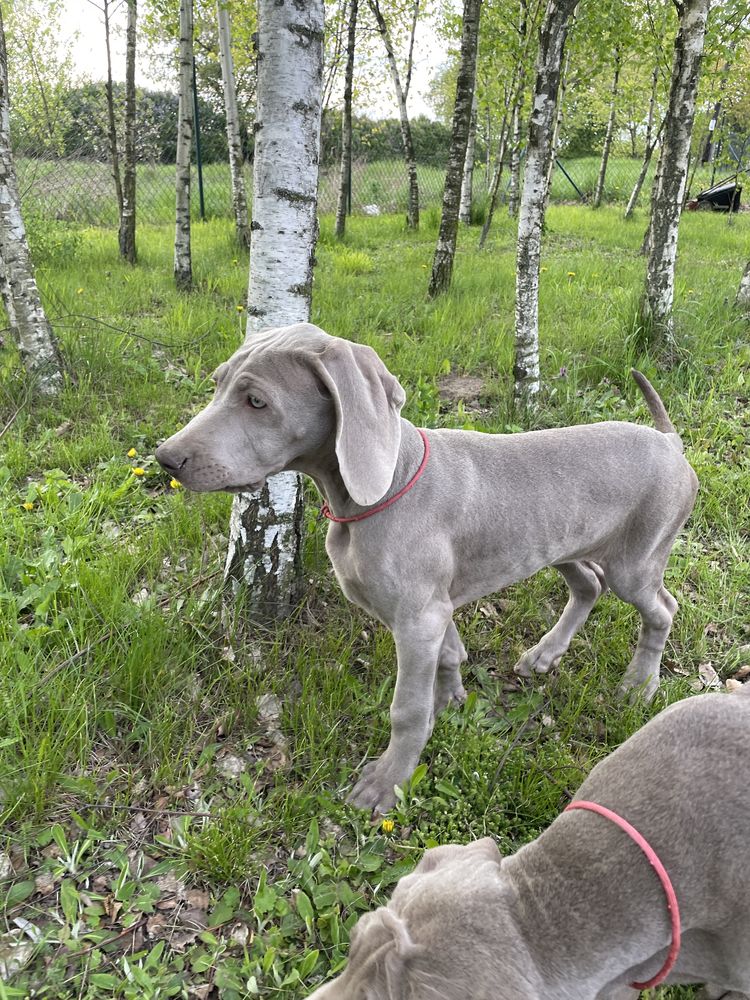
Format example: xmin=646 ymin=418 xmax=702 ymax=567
xmin=58 ymin=0 xmax=442 ymax=119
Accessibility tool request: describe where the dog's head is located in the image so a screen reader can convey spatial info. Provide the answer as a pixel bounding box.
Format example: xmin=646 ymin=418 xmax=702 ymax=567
xmin=307 ymin=838 xmax=507 ymax=1000
xmin=156 ymin=324 xmax=406 ymax=504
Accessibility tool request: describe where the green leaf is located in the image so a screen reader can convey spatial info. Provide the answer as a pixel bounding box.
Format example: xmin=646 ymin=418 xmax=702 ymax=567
xmin=297 ymin=949 xmax=320 ymax=978
xmin=409 ymin=763 xmax=428 ymax=792
xmin=60 ymin=879 xmax=79 ymax=925
xmin=295 ymin=889 xmax=314 ymax=928
xmin=89 ymin=974 xmax=121 ymax=989
xmin=4 ymin=880 xmax=35 ymax=907
xmin=305 ymin=817 xmax=319 ymax=857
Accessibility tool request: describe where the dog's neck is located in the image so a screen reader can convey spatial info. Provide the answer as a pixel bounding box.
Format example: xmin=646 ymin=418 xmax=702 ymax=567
xmin=498 ymin=814 xmax=675 ymax=997
xmin=300 ymin=418 xmax=426 ymax=521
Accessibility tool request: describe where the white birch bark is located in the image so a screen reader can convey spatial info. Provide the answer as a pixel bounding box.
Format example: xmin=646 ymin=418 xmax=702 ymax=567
xmin=0 ymin=6 xmax=63 ymax=396
xmin=174 ymin=0 xmax=194 ymax=291
xmin=216 ymin=0 xmax=250 ymax=250
xmin=507 ymin=95 xmax=524 ymax=217
xmin=643 ymin=0 xmax=710 ymax=341
xmin=335 ymin=0 xmax=358 ymax=238
xmin=119 ymin=0 xmax=137 ymax=264
xmin=543 ymin=46 xmax=570 ymax=209
xmin=428 ymin=0 xmax=482 ymax=297
xmin=368 ymin=0 xmax=419 ymax=228
xmin=459 ymin=65 xmax=478 ymax=224
xmin=225 ymin=0 xmax=324 ymax=619
xmin=736 ymin=261 xmax=750 ymax=312
xmin=592 ymin=48 xmax=620 ymax=209
xmin=514 ymin=0 xmax=578 ymax=408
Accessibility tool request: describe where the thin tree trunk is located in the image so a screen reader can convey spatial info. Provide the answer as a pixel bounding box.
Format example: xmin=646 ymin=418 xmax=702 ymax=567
xmin=459 ymin=56 xmax=479 ymax=224
xmin=225 ymin=0 xmax=324 ymax=619
xmin=624 ymin=117 xmax=664 ymax=220
xmin=119 ymin=0 xmax=137 ymax=264
xmin=508 ymin=0 xmax=529 ymax=219
xmin=428 ymin=0 xmax=482 ymax=297
xmin=368 ymin=0 xmax=419 ymax=228
xmin=514 ymin=0 xmax=578 ymax=408
xmin=642 ymin=0 xmax=710 ymax=343
xmin=736 ymin=260 xmax=750 ymax=311
xmin=335 ymin=0 xmax=358 ymax=238
xmin=508 ymin=93 xmax=524 ymax=217
xmin=0 ymin=7 xmax=63 ymax=395
xmin=592 ymin=48 xmax=621 ymax=208
xmin=478 ymin=113 xmax=510 ymax=249
xmin=103 ymin=0 xmax=123 ymax=220
xmin=543 ymin=46 xmax=570 ymax=209
xmin=174 ymin=0 xmax=194 ymax=291
xmin=216 ymin=0 xmax=250 ymax=249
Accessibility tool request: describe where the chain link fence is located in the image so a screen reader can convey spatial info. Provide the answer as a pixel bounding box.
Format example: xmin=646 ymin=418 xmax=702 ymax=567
xmin=13 ymin=90 xmax=747 ymax=227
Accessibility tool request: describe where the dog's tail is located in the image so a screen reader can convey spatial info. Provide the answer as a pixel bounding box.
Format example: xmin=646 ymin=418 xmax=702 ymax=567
xmin=631 ymin=369 xmax=683 ymax=454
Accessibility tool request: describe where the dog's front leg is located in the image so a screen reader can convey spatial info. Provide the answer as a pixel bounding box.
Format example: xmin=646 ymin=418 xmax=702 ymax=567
xmin=347 ymin=605 xmax=451 ymax=815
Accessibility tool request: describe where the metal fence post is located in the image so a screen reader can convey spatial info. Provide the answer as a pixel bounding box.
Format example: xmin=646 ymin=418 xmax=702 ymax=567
xmin=192 ymin=57 xmax=206 ymax=221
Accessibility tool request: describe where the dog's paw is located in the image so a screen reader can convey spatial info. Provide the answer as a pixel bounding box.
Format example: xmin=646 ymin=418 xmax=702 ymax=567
xmin=346 ymin=756 xmax=411 ymax=816
xmin=618 ymin=672 xmax=660 ymax=704
xmin=513 ymin=644 xmax=563 ymax=677
xmin=433 ymin=677 xmax=467 ymax=715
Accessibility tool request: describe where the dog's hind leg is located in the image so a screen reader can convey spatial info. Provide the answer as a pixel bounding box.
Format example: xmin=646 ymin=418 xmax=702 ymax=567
xmin=433 ymin=621 xmax=468 ymax=715
xmin=606 ymin=566 xmax=676 ymax=701
xmin=514 ymin=560 xmax=607 ymax=677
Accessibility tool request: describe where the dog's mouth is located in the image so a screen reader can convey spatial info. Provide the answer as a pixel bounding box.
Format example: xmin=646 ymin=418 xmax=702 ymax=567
xmin=222 ymin=480 xmax=266 ymax=495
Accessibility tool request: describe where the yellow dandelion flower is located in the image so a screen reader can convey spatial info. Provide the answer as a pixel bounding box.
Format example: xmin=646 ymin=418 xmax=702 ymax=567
xmin=236 ymin=304 xmax=245 ymax=312
xmin=381 ymin=818 xmax=395 ymax=834
xmin=76 ymin=287 xmax=84 ymax=294
xmin=232 ymin=258 xmax=238 ymax=264
xmin=567 ymin=272 xmax=576 ymax=277
xmin=127 ymin=447 xmax=137 ymax=458
xmin=541 ymin=266 xmax=548 ymax=272
xmin=170 ymin=478 xmax=181 ymax=489
xmin=133 ymin=467 xmax=145 ymax=477
xmin=22 ymin=501 xmax=34 ymax=510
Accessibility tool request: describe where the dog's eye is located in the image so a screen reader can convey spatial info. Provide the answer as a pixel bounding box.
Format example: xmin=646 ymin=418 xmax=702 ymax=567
xmin=248 ymin=395 xmax=266 ymax=409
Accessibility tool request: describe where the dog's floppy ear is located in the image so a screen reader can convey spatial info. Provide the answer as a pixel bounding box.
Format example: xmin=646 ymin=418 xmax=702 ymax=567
xmin=314 ymin=339 xmax=406 ymax=506
xmin=415 ymin=837 xmax=502 ymax=875
xmin=345 ymin=907 xmax=419 ymax=1000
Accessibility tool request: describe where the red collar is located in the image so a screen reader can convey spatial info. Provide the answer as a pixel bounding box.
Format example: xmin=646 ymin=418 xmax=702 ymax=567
xmin=321 ymin=428 xmax=430 ymax=524
xmin=565 ymin=800 xmax=681 ymax=990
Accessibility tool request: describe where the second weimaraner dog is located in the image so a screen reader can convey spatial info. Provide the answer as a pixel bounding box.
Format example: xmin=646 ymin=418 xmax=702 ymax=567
xmin=306 ymin=686 xmax=750 ymax=1000
xmin=156 ymin=323 xmax=698 ymax=813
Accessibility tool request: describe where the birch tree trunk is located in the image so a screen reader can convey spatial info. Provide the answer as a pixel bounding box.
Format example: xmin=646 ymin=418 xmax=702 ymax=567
xmin=624 ymin=64 xmax=660 ymax=219
xmin=103 ymin=0 xmax=123 ymax=221
xmin=428 ymin=0 xmax=482 ymax=297
xmin=459 ymin=65 xmax=478 ymax=224
xmin=368 ymin=0 xmax=419 ymax=229
xmin=335 ymin=0 xmax=358 ymax=238
xmin=507 ymin=95 xmax=524 ymax=217
xmin=736 ymin=260 xmax=750 ymax=311
xmin=478 ymin=113 xmax=510 ymax=249
xmin=119 ymin=0 xmax=137 ymax=264
xmin=624 ymin=118 xmax=664 ymax=220
xmin=217 ymin=0 xmax=250 ymax=249
xmin=224 ymin=0 xmax=324 ymax=619
xmin=174 ymin=0 xmax=194 ymax=291
xmin=514 ymin=0 xmax=578 ymax=408
xmin=592 ymin=48 xmax=621 ymax=209
xmin=642 ymin=0 xmax=710 ymax=342
xmin=543 ymin=46 xmax=570 ymax=209
xmin=0 ymin=7 xmax=63 ymax=396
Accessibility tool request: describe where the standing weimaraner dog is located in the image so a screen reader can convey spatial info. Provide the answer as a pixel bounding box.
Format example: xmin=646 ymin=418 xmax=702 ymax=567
xmin=305 ymin=686 xmax=750 ymax=1000
xmin=156 ymin=323 xmax=698 ymax=813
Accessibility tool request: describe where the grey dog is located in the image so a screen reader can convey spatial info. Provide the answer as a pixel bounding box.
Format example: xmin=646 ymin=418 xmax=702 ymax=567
xmin=156 ymin=324 xmax=698 ymax=813
xmin=307 ymin=687 xmax=750 ymax=1000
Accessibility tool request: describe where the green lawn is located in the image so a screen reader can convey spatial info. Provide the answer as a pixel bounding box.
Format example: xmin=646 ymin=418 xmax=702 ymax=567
xmin=0 ymin=206 xmax=748 ymax=997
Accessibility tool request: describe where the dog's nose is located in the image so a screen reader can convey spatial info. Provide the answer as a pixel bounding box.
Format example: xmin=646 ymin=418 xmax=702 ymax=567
xmin=155 ymin=442 xmax=188 ymax=475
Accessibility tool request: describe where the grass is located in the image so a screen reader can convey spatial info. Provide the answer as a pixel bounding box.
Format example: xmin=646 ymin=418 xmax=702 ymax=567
xmin=0 ymin=205 xmax=748 ymax=997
